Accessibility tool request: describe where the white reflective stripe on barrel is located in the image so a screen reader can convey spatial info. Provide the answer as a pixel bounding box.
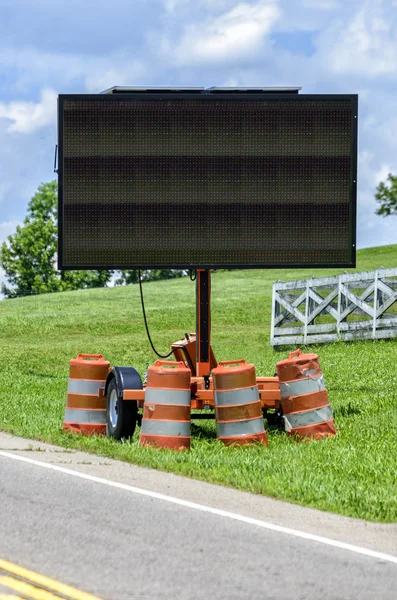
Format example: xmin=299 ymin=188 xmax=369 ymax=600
xmin=140 ymin=420 xmax=191 ymax=437
xmin=68 ymin=379 xmax=105 ymax=395
xmin=214 ymin=386 xmax=259 ymax=407
xmin=216 ymin=417 xmax=264 ymax=438
xmin=64 ymin=408 xmax=106 ymax=424
xmin=145 ymin=388 xmax=190 ymax=405
xmin=279 ymin=374 xmax=325 ymax=398
xmin=283 ymin=405 xmax=333 ymax=431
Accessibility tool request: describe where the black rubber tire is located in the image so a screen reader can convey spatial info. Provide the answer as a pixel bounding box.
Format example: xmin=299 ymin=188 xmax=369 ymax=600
xmin=106 ymin=377 xmax=137 ymax=440
xmin=263 ymin=409 xmax=277 ymax=426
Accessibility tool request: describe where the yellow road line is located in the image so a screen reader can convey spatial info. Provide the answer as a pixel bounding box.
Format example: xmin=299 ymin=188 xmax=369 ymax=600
xmin=0 ymin=595 xmax=24 ymax=599
xmin=0 ymin=560 xmax=103 ymax=600
xmin=0 ymin=577 xmax=61 ymax=600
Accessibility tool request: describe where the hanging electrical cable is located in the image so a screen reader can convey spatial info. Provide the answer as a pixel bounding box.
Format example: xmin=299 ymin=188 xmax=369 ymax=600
xmin=138 ymin=270 xmax=174 ymax=359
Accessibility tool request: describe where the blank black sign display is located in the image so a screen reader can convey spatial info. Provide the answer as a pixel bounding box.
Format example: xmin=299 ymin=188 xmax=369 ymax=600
xmin=58 ymin=93 xmax=357 ymax=269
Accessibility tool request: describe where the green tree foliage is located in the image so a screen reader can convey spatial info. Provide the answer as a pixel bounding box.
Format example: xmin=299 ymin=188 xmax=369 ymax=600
xmin=148 ymin=269 xmax=186 ymax=282
xmin=115 ymin=270 xmax=140 ymax=286
xmin=375 ymin=173 xmax=397 ymax=216
xmin=115 ymin=269 xmax=186 ymax=286
xmin=0 ymin=181 xmax=113 ymax=298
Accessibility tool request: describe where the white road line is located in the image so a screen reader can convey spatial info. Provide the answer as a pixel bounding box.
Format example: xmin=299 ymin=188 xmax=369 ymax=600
xmin=1 ymin=450 xmax=396 ymax=565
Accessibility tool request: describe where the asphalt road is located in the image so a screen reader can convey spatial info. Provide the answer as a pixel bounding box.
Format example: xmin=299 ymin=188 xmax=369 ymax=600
xmin=0 ymin=435 xmax=396 ymax=599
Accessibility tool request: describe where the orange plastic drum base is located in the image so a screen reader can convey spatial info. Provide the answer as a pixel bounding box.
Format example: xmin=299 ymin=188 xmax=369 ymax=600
xmin=63 ymin=423 xmax=106 ymax=436
xmin=139 ymin=434 xmax=190 ymax=450
xmin=289 ymin=419 xmax=337 ymax=440
xmin=218 ymin=431 xmax=268 ymax=447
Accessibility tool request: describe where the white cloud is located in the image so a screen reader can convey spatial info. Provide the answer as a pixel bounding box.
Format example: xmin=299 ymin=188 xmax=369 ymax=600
xmin=0 ymin=0 xmax=396 ymax=256
xmin=164 ymin=0 xmax=236 ymax=11
xmin=0 ymin=88 xmax=57 ymax=133
xmin=302 ymin=0 xmax=340 ymax=9
xmin=358 ymin=150 xmax=376 ymax=192
xmin=375 ymin=164 xmax=392 ymax=187
xmin=0 ymin=220 xmax=21 ymax=244
xmin=357 ymin=189 xmax=397 ymax=248
xmin=84 ymin=57 xmax=146 ymax=92
xmin=356 ymin=149 xmax=396 ymax=248
xmin=322 ymin=2 xmax=397 ymax=76
xmin=0 ymin=46 xmax=149 ymax=95
xmin=164 ymin=0 xmax=191 ymax=10
xmin=166 ymin=1 xmax=281 ymax=65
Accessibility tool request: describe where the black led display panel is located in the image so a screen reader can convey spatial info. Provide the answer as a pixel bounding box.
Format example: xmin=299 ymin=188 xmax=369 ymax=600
xmin=58 ymin=93 xmax=357 ymax=269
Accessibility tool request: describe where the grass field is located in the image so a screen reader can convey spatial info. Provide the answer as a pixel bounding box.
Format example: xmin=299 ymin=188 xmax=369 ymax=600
xmin=0 ymin=245 xmax=396 ymax=522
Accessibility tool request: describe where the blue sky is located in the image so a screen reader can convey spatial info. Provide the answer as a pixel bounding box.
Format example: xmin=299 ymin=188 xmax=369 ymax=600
xmin=0 ymin=0 xmax=396 ymax=276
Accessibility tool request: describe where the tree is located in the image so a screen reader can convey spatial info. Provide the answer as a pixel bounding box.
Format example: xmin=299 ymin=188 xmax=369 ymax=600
xmin=0 ymin=181 xmax=113 ymax=298
xmin=115 ymin=269 xmax=186 ymax=286
xmin=149 ymin=270 xmax=186 ymax=282
xmin=375 ymin=173 xmax=397 ymax=217
xmin=115 ymin=270 xmax=140 ymax=286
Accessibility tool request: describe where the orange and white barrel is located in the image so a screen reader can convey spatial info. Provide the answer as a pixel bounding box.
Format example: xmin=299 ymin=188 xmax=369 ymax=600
xmin=63 ymin=354 xmax=110 ymax=435
xmin=276 ymin=349 xmax=336 ymax=439
xmin=139 ymin=361 xmax=191 ymax=450
xmin=212 ymin=360 xmax=268 ymax=446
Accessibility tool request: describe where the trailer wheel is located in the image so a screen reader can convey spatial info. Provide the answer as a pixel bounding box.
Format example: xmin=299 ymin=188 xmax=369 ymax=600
xmin=106 ymin=377 xmax=137 ymax=440
xmin=263 ymin=409 xmax=276 ymax=426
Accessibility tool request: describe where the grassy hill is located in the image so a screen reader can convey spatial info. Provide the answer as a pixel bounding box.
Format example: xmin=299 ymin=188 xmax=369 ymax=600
xmin=0 ymin=244 xmax=396 ymax=521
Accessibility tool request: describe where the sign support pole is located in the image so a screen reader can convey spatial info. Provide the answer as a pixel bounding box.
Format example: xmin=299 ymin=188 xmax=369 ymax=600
xmin=196 ymin=269 xmax=211 ymax=381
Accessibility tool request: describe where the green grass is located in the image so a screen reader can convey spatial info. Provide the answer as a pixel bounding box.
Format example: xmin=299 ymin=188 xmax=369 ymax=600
xmin=1 ymin=244 xmax=397 ymax=522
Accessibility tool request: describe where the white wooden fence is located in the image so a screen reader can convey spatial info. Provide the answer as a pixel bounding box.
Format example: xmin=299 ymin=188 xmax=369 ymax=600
xmin=271 ymin=268 xmax=397 ymax=346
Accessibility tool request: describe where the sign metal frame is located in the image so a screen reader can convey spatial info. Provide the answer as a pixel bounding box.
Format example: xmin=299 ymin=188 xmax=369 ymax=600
xmin=58 ymin=92 xmax=358 ymax=270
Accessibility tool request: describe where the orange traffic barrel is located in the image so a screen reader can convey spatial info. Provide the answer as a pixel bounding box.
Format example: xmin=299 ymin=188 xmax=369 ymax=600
xmin=276 ymin=349 xmax=321 ymax=381
xmin=276 ymin=349 xmax=336 ymax=440
xmin=139 ymin=361 xmax=191 ymax=450
xmin=212 ymin=360 xmax=268 ymax=446
xmin=63 ymin=354 xmax=110 ymax=435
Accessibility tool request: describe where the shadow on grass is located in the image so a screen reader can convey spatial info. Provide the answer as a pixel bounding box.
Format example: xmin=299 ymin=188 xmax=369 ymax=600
xmin=25 ymin=370 xmax=60 ymax=379
xmin=190 ymin=420 xmax=284 ymax=441
xmin=190 ymin=423 xmax=217 ymax=440
xmin=334 ymin=403 xmax=363 ymax=417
